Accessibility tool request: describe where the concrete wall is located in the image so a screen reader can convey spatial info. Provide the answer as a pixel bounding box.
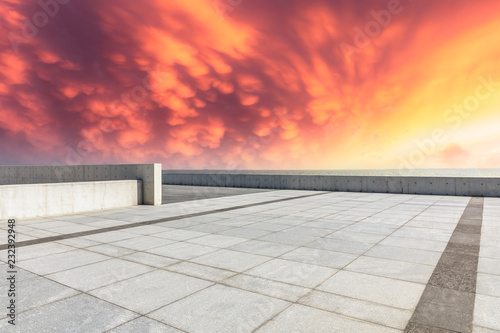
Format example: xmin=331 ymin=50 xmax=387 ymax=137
xmin=162 ymin=173 xmax=500 ymax=197
xmin=0 ymin=164 xmax=162 ymax=205
xmin=0 ymin=180 xmax=142 ymax=220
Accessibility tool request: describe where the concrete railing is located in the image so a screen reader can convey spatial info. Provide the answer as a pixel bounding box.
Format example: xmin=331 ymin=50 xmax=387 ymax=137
xmin=162 ymin=172 xmax=500 ymax=197
xmin=0 ymin=164 xmax=162 ymax=205
xmin=0 ymin=180 xmax=142 ymax=220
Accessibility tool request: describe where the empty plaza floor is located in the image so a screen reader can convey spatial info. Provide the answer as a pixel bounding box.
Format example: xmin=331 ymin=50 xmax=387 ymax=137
xmin=1 ymin=185 xmax=500 ymax=332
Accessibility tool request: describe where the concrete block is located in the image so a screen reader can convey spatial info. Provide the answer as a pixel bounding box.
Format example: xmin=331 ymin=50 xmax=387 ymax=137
xmin=286 ymin=175 xmax=300 ymax=190
xmin=16 ymin=166 xmax=34 ymax=184
xmin=483 ymin=178 xmax=500 ymax=197
xmin=387 ymin=177 xmax=409 ymax=194
xmin=362 ymin=177 xmax=388 ymax=193
xmin=336 ymin=176 xmax=362 ymax=192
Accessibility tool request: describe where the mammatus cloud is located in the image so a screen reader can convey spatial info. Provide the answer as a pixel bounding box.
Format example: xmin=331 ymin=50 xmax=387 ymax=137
xmin=1 ymin=0 xmax=499 ymax=169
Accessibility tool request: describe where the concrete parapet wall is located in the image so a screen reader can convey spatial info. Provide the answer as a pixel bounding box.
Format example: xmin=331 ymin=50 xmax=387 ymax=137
xmin=0 ymin=180 xmax=142 ymax=220
xmin=0 ymin=164 xmax=162 ymax=205
xmin=162 ymin=173 xmax=500 ymax=197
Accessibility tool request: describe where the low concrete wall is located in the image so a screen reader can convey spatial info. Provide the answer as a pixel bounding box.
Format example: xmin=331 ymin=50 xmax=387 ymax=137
xmin=0 ymin=180 xmax=142 ymax=220
xmin=0 ymin=164 xmax=161 ymax=205
xmin=162 ymin=173 xmax=500 ymax=197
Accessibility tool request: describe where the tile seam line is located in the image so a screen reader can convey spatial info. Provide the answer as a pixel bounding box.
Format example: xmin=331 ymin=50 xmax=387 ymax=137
xmin=0 ymin=191 xmax=330 ymax=250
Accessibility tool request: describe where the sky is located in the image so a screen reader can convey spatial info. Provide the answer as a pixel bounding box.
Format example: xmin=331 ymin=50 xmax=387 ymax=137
xmin=1 ymin=0 xmax=499 ymax=170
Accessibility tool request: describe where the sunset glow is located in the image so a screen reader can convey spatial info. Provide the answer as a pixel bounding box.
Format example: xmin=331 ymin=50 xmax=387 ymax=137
xmin=1 ymin=0 xmax=499 ymax=169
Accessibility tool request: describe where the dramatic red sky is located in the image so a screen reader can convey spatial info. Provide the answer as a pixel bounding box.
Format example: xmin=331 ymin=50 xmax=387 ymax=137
xmin=1 ymin=0 xmax=499 ymax=169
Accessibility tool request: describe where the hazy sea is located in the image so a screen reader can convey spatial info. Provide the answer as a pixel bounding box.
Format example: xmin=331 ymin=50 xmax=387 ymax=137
xmin=164 ymin=169 xmax=500 ymax=178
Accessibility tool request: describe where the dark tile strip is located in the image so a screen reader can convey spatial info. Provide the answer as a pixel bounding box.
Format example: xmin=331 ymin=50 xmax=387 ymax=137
xmin=405 ymin=197 xmax=484 ymax=333
xmin=0 ymin=192 xmax=328 ymax=250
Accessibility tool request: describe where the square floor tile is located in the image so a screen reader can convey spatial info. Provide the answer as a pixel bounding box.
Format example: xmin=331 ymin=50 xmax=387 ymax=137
xmin=47 ymin=258 xmax=154 ymax=291
xmin=147 ymin=242 xmax=218 ymax=260
xmin=224 ymin=274 xmax=310 ymax=302
xmin=109 ymin=316 xmax=182 ymax=332
xmin=345 ymin=256 xmax=435 ymax=284
xmin=90 ymin=270 xmax=212 ymax=314
xmin=255 ymin=304 xmax=400 ymax=333
xmin=280 ymin=247 xmax=358 ymax=269
xmin=317 ymin=270 xmax=425 ymax=310
xmin=228 ymin=240 xmax=296 ymax=257
xmin=474 ymin=294 xmax=500 ymax=330
xmin=299 ymin=290 xmax=412 ymax=329
xmin=187 ymin=235 xmax=247 ymax=248
xmin=0 ymin=276 xmax=79 ymax=313
xmin=191 ymin=249 xmax=269 ymax=272
xmin=17 ymin=249 xmax=109 ymax=275
xmin=0 ymin=294 xmax=137 ymax=332
xmin=149 ymin=284 xmax=289 ymax=333
xmin=166 ymin=262 xmax=236 ymax=282
xmin=246 ymin=258 xmax=336 ymax=288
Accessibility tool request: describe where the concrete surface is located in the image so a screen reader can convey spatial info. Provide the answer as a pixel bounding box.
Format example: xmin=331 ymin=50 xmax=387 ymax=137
xmin=0 ymin=164 xmax=162 ymax=205
xmin=0 ymin=187 xmax=499 ymax=332
xmin=163 ymin=172 xmax=500 ymax=197
xmin=0 ymin=180 xmax=142 ymax=220
xmin=162 ymin=185 xmax=276 ymax=204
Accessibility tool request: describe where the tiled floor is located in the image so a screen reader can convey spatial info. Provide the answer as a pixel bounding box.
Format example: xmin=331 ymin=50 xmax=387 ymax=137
xmin=0 ymin=187 xmax=498 ymax=332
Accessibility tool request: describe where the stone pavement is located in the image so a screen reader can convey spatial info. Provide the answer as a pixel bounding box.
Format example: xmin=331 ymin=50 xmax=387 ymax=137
xmin=0 ymin=186 xmax=499 ymax=332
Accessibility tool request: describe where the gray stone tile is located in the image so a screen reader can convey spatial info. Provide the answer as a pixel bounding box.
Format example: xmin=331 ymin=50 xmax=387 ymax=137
xmin=449 ymin=232 xmax=481 ymax=246
xmin=218 ymin=227 xmax=272 ymax=239
xmin=82 ymin=231 xmax=136 ymax=243
xmin=228 ymin=240 xmax=296 ymax=257
xmin=247 ymin=222 xmax=290 ymax=231
xmin=191 ymin=249 xmax=269 ymax=272
xmin=0 ymin=294 xmax=137 ymax=332
xmin=17 ymin=249 xmax=109 ymax=275
xmin=46 ymin=258 xmax=154 ymax=291
xmin=345 ymin=256 xmax=435 ymax=284
xmin=153 ymin=229 xmax=208 ymax=241
xmin=477 ymin=273 xmax=500 ymax=297
xmin=365 ymin=244 xmax=442 ymax=266
xmin=109 ymin=316 xmax=182 ymax=333
xmin=258 ymin=232 xmax=318 ymax=246
xmin=16 ymin=243 xmax=75 ymax=261
xmin=224 ymin=274 xmax=311 ymax=302
xmin=478 ymin=257 xmax=500 ymax=276
xmin=256 ymin=304 xmax=400 ymax=333
xmin=125 ymin=225 xmax=174 ymax=235
xmin=472 ymin=325 xmax=500 ymax=333
xmin=299 ymin=290 xmax=412 ymax=329
xmin=318 ymin=271 xmax=425 ymax=310
xmin=149 ymin=284 xmax=289 ymax=333
xmin=307 ymin=238 xmax=373 ymax=255
xmin=121 ymin=252 xmax=179 ymax=268
xmin=0 ymin=276 xmax=79 ymax=313
xmin=90 ymin=270 xmax=212 ymax=314
xmin=429 ymin=253 xmax=478 ymax=292
xmin=474 ymin=294 xmax=500 ymax=330
xmin=147 ymin=242 xmax=218 ymax=260
xmin=282 ymin=226 xmax=333 ymax=237
xmin=187 ymin=234 xmax=247 ymax=248
xmin=111 ymin=236 xmax=175 ymax=251
xmin=56 ymin=237 xmax=100 ymax=248
xmin=186 ymin=224 xmax=233 ymax=233
xmin=380 ymin=236 xmax=448 ymax=252
xmin=166 ymin=262 xmax=237 ymax=282
xmin=280 ymin=247 xmax=357 ymax=268
xmin=479 ymin=246 xmax=500 ymax=260
xmin=411 ymin=285 xmax=474 ymax=332
xmin=86 ymin=244 xmax=136 ymax=257
xmin=405 ymin=321 xmax=457 ymax=332
xmin=246 ymin=258 xmax=336 ymax=288
xmin=445 ymin=242 xmax=480 ymax=256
